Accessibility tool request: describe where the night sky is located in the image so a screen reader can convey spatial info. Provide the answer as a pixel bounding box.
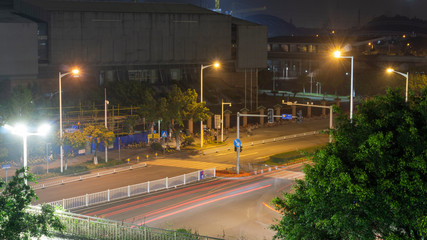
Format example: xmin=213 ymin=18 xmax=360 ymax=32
xmin=144 ymin=0 xmax=427 ymax=28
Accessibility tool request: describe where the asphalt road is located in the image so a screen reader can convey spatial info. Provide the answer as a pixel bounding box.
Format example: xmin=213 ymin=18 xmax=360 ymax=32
xmin=34 ymin=133 xmax=327 ymax=203
xmin=73 ymin=162 xmax=307 ymax=240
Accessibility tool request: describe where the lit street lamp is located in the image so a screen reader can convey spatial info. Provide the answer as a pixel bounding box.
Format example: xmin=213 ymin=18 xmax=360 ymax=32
xmin=334 ymin=50 xmax=354 ymax=121
xmin=200 ymin=62 xmax=220 ymax=148
xmin=3 ymin=123 xmax=50 ymax=184
xmin=59 ymin=68 xmax=79 ymax=173
xmin=386 ymin=68 xmax=409 ymax=102
xmin=221 ymin=99 xmax=231 ymax=142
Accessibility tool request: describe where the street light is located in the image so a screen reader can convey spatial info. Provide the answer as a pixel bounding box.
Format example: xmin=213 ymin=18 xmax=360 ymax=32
xmin=200 ymin=61 xmax=220 ymax=148
xmin=334 ymin=50 xmax=354 ymax=121
xmin=221 ymin=99 xmax=231 ymax=142
xmin=59 ymin=68 xmax=79 ymax=173
xmin=3 ymin=123 xmax=50 ymax=184
xmin=386 ymin=68 xmax=409 ymax=102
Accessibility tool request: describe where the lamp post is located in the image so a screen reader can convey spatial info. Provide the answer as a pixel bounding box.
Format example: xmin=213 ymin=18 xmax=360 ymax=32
xmin=387 ymin=68 xmax=409 ymax=102
xmin=104 ymin=88 xmax=109 ymax=162
xmin=334 ymin=51 xmax=354 ymax=121
xmin=221 ymin=99 xmax=231 ymax=142
xmin=200 ymin=62 xmax=220 ymax=148
xmin=3 ymin=123 xmax=50 ymax=184
xmin=59 ymin=68 xmax=79 ymax=173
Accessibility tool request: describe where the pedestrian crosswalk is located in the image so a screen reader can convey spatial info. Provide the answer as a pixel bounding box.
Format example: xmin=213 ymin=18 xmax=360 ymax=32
xmin=147 ymin=159 xmax=234 ymax=170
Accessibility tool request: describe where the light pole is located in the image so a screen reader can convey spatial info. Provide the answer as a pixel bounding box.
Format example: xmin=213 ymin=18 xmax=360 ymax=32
xmin=104 ymin=88 xmax=109 ymax=162
xmin=59 ymin=68 xmax=79 ymax=173
xmin=3 ymin=123 xmax=50 ymax=184
xmin=221 ymin=99 xmax=231 ymax=142
xmin=334 ymin=51 xmax=354 ymax=121
xmin=387 ymin=68 xmax=409 ymax=102
xmin=200 ymin=62 xmax=220 ymax=148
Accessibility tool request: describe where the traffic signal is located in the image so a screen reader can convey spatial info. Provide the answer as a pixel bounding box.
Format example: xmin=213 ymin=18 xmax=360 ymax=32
xmin=267 ymin=108 xmax=274 ymax=123
xmin=240 ymin=146 xmax=243 ymax=152
xmin=297 ymin=110 xmax=303 ymax=124
xmin=234 ymin=146 xmax=237 ymax=152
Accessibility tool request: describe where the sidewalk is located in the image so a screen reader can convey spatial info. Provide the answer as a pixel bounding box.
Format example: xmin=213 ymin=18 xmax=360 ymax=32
xmin=0 ymin=117 xmax=330 ymax=180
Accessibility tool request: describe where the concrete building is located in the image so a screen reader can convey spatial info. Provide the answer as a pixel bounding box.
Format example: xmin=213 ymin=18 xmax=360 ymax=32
xmin=5 ymin=0 xmax=266 ymax=90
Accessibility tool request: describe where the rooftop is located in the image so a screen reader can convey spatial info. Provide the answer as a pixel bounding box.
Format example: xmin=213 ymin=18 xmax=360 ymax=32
xmin=19 ymin=0 xmax=220 ymax=15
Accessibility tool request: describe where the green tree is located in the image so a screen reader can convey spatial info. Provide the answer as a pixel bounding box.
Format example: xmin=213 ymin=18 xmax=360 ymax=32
xmin=0 ymin=167 xmax=64 ymax=239
xmin=271 ymin=89 xmax=427 ymax=240
xmin=7 ymin=85 xmax=34 ymax=122
xmin=410 ymin=73 xmax=427 ymax=96
xmin=159 ymin=85 xmax=209 ymax=150
xmin=83 ymin=125 xmax=115 ymax=164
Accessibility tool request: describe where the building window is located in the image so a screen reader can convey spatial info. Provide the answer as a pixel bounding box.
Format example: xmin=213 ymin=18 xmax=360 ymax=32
xmin=297 ymin=45 xmax=307 ymax=52
xmin=281 ymin=44 xmax=290 ymax=52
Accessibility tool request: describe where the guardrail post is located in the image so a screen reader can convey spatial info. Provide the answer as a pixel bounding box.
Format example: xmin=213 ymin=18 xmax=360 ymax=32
xmin=108 ymin=189 xmax=110 ymax=202
xmin=97 ymin=173 xmax=100 ymax=177
xmin=127 ymin=185 xmax=130 ymax=197
xmin=184 ymin=174 xmax=186 ymax=185
xmin=269 ymin=167 xmax=271 ymax=172
xmin=254 ymin=171 xmax=257 ymax=175
xmin=61 ymin=180 xmax=64 ymax=185
xmin=261 ymin=170 xmax=263 ymax=174
xmin=198 ymin=171 xmax=200 ymax=181
xmin=166 ymin=177 xmax=169 ymax=189
xmin=214 ymin=167 xmax=216 ymax=177
xmin=85 ymin=194 xmax=88 ymax=207
xmin=251 ymin=142 xmax=254 ymax=146
xmin=262 ymin=140 xmax=265 ymax=144
xmin=79 ymin=176 xmax=82 ymax=181
xmin=275 ymin=166 xmax=278 ymax=170
xmin=147 ymin=181 xmax=150 ymax=193
xmin=274 ymin=138 xmax=276 ymax=142
xmin=42 ymin=184 xmax=45 ymax=189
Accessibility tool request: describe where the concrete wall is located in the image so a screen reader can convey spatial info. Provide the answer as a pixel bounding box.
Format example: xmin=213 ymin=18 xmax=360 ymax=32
xmin=236 ymin=25 xmax=268 ymax=69
xmin=49 ymin=11 xmax=232 ymax=66
xmin=0 ymin=22 xmax=38 ymax=79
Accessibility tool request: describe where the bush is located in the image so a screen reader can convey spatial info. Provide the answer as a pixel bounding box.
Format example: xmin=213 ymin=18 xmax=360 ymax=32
xmin=181 ymin=135 xmax=194 ymax=147
xmin=151 ymin=142 xmax=163 ymax=152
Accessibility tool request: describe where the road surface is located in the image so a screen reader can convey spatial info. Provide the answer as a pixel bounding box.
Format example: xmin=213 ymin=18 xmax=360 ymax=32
xmin=73 ymin=162 xmax=307 ymax=240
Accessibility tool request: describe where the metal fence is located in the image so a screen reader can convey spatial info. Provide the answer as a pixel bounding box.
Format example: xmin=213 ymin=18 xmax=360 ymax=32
xmin=46 ymin=168 xmax=216 ymax=210
xmin=31 ymin=163 xmax=148 ymax=190
xmin=27 ymin=206 xmax=223 ymax=240
xmin=202 ymin=130 xmax=323 ymax=155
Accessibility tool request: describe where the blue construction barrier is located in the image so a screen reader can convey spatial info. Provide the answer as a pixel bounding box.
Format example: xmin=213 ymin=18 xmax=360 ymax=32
xmin=54 ymin=132 xmax=149 ymax=155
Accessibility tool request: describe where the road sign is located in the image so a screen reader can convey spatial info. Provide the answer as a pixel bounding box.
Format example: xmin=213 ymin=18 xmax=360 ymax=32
xmin=282 ymin=114 xmax=292 ymax=120
xmin=161 ymin=130 xmax=167 ymax=138
xmin=2 ymin=164 xmax=11 ymax=169
xmin=234 ymin=139 xmax=241 ymax=148
xmin=214 ymin=114 xmax=221 ymax=129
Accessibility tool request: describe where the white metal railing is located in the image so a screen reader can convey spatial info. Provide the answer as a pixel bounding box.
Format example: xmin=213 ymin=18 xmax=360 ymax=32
xmin=203 ymin=130 xmax=324 ymax=154
xmin=31 ymin=162 xmax=147 ymax=190
xmin=26 ymin=205 xmax=223 ymax=239
xmin=46 ymin=168 xmax=216 ymax=210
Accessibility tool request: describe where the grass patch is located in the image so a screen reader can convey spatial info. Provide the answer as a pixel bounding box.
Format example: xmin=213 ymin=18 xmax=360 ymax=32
xmin=265 ymin=146 xmax=323 ymax=165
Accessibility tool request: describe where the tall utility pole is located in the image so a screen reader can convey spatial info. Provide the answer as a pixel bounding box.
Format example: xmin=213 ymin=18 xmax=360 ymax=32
xmin=104 ymin=88 xmax=109 ymax=162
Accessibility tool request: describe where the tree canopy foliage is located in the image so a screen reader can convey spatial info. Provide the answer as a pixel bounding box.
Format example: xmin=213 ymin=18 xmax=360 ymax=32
xmin=158 ymin=85 xmax=209 ymax=150
xmin=271 ymin=89 xmax=427 ymax=240
xmin=83 ymin=125 xmax=115 ymax=164
xmin=0 ymin=168 xmax=64 ymax=239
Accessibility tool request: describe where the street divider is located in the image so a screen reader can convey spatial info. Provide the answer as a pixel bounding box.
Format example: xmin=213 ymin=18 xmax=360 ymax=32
xmin=31 ymin=162 xmax=148 ymax=190
xmin=44 ymin=168 xmax=216 ymax=210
